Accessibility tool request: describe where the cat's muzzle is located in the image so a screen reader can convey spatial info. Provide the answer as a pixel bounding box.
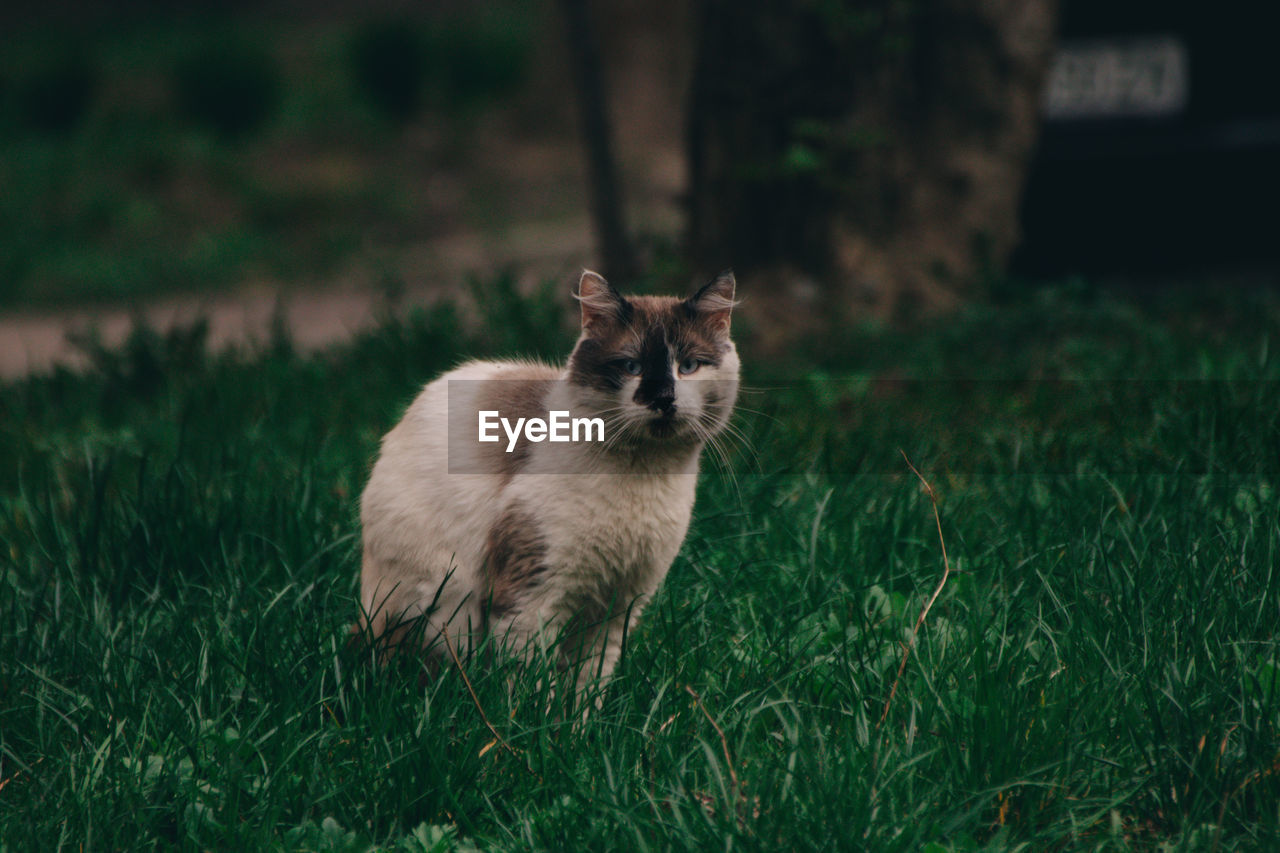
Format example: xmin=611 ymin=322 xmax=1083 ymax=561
xmin=646 ymin=404 xmax=680 ymax=436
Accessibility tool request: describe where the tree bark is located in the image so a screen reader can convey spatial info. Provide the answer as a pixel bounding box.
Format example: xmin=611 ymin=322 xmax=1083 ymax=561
xmin=687 ymin=0 xmax=1058 ymax=319
xmin=560 ymin=0 xmax=640 ymax=282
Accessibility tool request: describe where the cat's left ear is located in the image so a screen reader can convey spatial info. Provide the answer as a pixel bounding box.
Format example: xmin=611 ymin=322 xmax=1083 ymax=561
xmin=687 ymin=270 xmax=737 ymax=332
xmin=576 ymin=270 xmax=632 ymax=333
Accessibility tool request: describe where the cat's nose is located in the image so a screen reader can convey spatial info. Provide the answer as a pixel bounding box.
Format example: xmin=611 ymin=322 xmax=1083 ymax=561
xmin=635 ymin=376 xmax=677 ymax=414
xmin=649 ymin=393 xmax=676 ymax=415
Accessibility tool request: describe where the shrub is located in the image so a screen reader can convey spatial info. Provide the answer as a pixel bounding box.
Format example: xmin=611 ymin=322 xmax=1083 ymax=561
xmin=14 ymin=51 xmax=97 ymax=134
xmin=348 ymin=19 xmax=429 ymax=123
xmin=428 ymin=14 xmax=531 ymax=111
xmin=348 ymin=13 xmax=532 ymax=123
xmin=173 ymin=38 xmax=280 ymax=139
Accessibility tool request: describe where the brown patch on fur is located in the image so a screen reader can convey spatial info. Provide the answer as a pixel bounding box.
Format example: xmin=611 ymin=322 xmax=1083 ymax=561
xmin=567 ymin=294 xmax=732 ymax=392
xmin=470 ymin=364 xmax=559 ymax=479
xmin=482 ymin=506 xmax=549 ymax=624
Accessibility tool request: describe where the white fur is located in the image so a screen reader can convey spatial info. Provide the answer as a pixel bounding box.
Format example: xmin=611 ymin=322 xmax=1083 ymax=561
xmin=360 ymin=341 xmax=739 ymax=690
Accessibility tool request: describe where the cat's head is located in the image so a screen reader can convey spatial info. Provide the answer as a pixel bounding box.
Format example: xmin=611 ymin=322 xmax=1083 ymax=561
xmin=566 ymin=270 xmax=740 ymax=449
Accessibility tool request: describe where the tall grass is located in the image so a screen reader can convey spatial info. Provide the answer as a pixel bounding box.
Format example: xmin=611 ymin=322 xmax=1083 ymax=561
xmin=2 ymin=284 xmax=1279 ymax=849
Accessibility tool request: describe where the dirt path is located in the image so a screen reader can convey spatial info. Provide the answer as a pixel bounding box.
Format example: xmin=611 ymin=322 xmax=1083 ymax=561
xmin=0 ymin=285 xmax=379 ymax=379
xmin=0 ymin=212 xmax=616 ymax=380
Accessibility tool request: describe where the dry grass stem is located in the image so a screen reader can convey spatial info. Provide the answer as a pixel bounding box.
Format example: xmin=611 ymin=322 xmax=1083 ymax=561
xmin=878 ymin=450 xmax=952 ymax=728
xmin=438 ymin=629 xmax=524 ymax=765
xmin=685 ymin=684 xmax=741 ymax=795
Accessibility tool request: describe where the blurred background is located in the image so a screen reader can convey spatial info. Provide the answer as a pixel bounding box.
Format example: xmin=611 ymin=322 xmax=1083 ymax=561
xmin=1 ymin=0 xmax=1277 ymax=375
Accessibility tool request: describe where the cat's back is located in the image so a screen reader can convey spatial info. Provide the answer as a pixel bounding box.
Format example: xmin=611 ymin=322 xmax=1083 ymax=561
xmin=393 ymin=358 xmax=562 ymax=450
xmin=365 ymin=358 xmax=562 ymax=501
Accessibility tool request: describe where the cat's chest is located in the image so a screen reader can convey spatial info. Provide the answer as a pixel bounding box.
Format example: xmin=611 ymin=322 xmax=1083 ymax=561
xmin=513 ymin=474 xmax=696 ymax=581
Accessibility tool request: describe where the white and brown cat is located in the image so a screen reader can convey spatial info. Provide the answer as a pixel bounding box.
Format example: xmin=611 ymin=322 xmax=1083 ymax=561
xmin=357 ymin=270 xmax=739 ymax=694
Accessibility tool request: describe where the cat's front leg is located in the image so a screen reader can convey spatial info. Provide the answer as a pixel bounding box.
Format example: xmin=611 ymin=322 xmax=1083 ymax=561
xmin=558 ymin=602 xmax=646 ymax=709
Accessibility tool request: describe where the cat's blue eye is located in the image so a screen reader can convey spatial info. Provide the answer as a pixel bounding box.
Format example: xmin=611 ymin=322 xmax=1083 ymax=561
xmin=620 ymin=359 xmax=642 ymax=376
xmin=678 ymin=357 xmax=702 ymax=375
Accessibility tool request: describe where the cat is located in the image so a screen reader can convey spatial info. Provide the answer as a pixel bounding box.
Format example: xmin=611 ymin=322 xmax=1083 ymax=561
xmin=357 ymin=270 xmax=739 ymax=696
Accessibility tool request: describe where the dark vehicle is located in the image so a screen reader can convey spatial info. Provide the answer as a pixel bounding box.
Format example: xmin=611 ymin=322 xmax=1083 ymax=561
xmin=1012 ymin=3 xmax=1280 ymax=275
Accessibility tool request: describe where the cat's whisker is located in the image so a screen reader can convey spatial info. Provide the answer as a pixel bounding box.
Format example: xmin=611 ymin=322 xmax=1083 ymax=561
xmin=715 ymin=419 xmax=758 ymax=465
xmin=596 ymin=413 xmax=640 ymax=456
xmin=705 ymin=406 xmax=756 ymax=451
xmin=721 ymin=404 xmax=775 ymax=421
xmin=688 ymin=419 xmax=743 ymax=504
xmin=697 ymin=411 xmax=759 ymax=490
xmin=711 ymin=442 xmax=744 ymax=505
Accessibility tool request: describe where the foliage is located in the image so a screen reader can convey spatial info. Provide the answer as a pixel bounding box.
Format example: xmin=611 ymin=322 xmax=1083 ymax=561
xmin=7 ymin=47 xmax=97 ymax=135
xmin=0 ymin=11 xmax=534 ymax=309
xmin=3 ymin=283 xmax=1279 ymax=849
xmin=421 ymin=11 xmax=532 ymax=114
xmin=349 ymin=20 xmax=431 ymax=124
xmin=173 ymin=37 xmax=281 ymax=140
xmin=348 ymin=11 xmax=533 ymax=124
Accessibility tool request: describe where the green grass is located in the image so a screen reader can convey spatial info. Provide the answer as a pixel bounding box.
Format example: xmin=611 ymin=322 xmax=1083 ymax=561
xmin=2 ymin=283 xmax=1280 ymax=850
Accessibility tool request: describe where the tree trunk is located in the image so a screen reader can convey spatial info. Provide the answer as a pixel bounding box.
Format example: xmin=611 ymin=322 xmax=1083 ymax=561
xmin=560 ymin=0 xmax=640 ymax=282
xmin=687 ymin=0 xmax=1058 ymax=319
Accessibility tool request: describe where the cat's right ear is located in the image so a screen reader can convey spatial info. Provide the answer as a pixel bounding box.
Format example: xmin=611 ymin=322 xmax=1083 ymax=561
xmin=686 ymin=270 xmax=737 ymax=332
xmin=575 ymin=270 xmax=631 ymax=333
